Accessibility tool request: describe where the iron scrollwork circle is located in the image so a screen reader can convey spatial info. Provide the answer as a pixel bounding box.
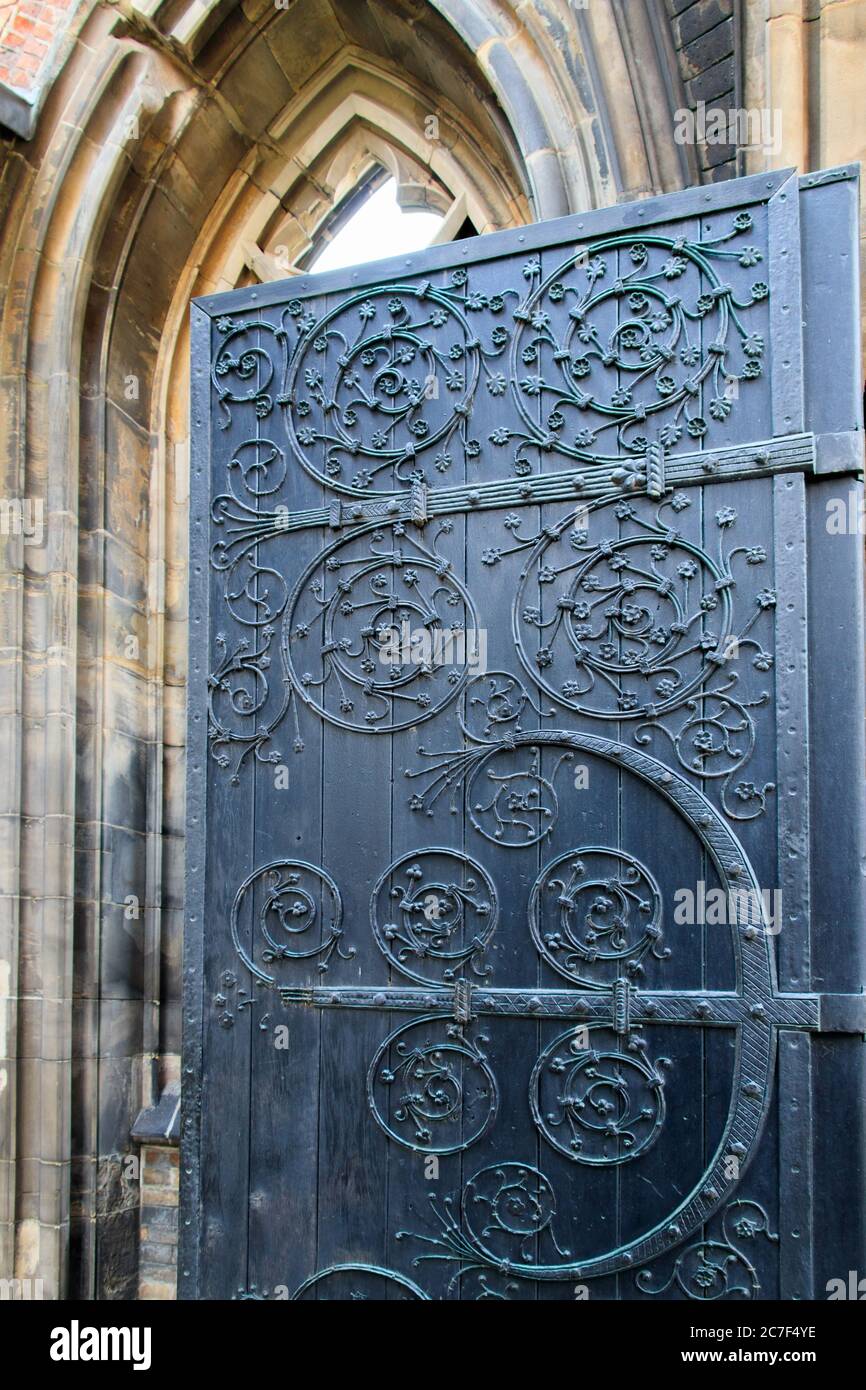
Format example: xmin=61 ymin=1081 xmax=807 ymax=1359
xmin=529 ymin=1025 xmax=669 ymax=1165
xmin=462 ymin=1164 xmax=568 ymax=1258
xmin=371 ymin=848 xmax=498 ymax=985
xmin=465 ymin=743 xmax=570 ymax=846
xmin=514 ymin=505 xmax=736 ymax=721
xmin=291 ymin=1264 xmax=430 ymax=1301
xmin=284 ymin=282 xmax=483 ymax=493
xmin=529 ymin=845 xmax=667 ymax=988
xmin=508 ymin=214 xmax=767 ymax=469
xmin=367 ymin=1014 xmax=498 ymax=1155
xmin=282 ymin=523 xmax=478 ymax=733
xmin=230 ymin=859 xmax=353 ymax=985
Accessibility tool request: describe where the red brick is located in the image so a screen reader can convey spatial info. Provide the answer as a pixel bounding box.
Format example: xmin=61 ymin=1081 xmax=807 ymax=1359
xmin=0 ymin=2 xmax=88 ymax=96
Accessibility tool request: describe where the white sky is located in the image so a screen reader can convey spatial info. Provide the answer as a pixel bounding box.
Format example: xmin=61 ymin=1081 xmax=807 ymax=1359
xmin=309 ymin=178 xmax=444 ymax=273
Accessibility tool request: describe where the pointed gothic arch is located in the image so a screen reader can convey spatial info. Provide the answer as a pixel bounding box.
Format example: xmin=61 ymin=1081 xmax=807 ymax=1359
xmin=0 ymin=0 xmax=766 ymax=1300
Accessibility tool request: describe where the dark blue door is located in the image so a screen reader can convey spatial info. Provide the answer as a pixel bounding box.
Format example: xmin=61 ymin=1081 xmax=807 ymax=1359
xmin=182 ymin=166 xmax=866 ymax=1301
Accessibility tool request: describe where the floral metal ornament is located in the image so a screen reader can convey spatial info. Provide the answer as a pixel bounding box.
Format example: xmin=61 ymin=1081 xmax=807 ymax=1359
xmin=394 ymin=1180 xmax=775 ymax=1300
xmin=371 ymin=848 xmax=499 ymax=985
xmin=636 ymin=1199 xmax=778 ymax=1300
xmin=229 ymin=859 xmax=353 ymax=985
xmin=210 ymin=212 xmax=768 ymax=490
xmin=505 ymin=215 xmax=767 ymax=471
xmin=367 ymin=1015 xmax=498 ymax=1155
xmin=530 ymin=1025 xmax=670 ymax=1165
xmin=397 ymin=1163 xmax=572 ymax=1294
xmin=282 ymin=520 xmax=477 ymax=734
xmin=528 ymin=846 xmax=668 ymax=988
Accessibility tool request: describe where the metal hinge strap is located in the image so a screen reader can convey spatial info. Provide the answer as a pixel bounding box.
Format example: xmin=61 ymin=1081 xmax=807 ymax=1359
xmin=613 ymin=978 xmax=631 ymax=1034
xmin=259 ymin=432 xmax=818 ymax=537
xmin=273 ymin=984 xmax=865 ymax=1036
xmin=452 ymin=979 xmax=473 ymax=1024
xmin=812 ymin=429 xmax=865 ymax=477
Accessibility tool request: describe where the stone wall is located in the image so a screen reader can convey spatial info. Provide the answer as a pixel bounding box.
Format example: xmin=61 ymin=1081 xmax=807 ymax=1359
xmin=741 ymin=0 xmax=866 ymax=349
xmin=665 ymin=0 xmax=739 ymax=179
xmin=0 ymin=0 xmax=78 ymax=135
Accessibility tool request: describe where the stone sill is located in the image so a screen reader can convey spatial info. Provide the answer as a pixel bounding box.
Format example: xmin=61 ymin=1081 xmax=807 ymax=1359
xmin=0 ymin=81 xmax=37 ymax=140
xmin=131 ymin=1081 xmax=181 ymax=1147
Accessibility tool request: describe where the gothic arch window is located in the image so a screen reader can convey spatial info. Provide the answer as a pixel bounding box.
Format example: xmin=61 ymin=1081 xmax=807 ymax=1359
xmin=0 ymin=0 xmax=729 ymax=1301
xmin=307 ymin=172 xmax=445 ymax=273
xmin=246 ymin=125 xmax=484 ymax=288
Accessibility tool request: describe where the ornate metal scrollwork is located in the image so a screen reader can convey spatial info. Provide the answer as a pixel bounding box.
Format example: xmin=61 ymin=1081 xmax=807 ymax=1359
xmin=212 ymin=315 xmax=287 ymax=429
xmin=212 ymin=210 xmax=769 ymax=485
xmin=200 ymin=186 xmax=820 ymax=1303
xmin=229 ymin=859 xmax=354 ymax=985
xmin=529 ymin=846 xmax=668 ymax=988
xmin=282 ymin=277 xmax=505 ymax=492
xmin=407 ymin=741 xmax=571 ymax=846
xmin=504 ymin=213 xmax=767 ymax=471
xmin=371 ymin=848 xmax=498 ymax=984
xmin=208 ymin=270 xmax=777 ymax=824
xmin=461 ymin=1164 xmax=570 ymax=1259
xmin=510 ymin=492 xmax=774 ymax=743
xmin=207 ymin=433 xmax=294 ymax=783
xmin=404 ymin=493 xmax=776 ymax=827
xmin=636 ymin=1200 xmax=778 ymax=1300
xmin=529 ymin=1025 xmax=670 ymax=1165
xmin=514 ymin=500 xmax=741 ymax=719
xmin=397 ymin=1162 xmax=571 ymax=1294
xmin=237 ymin=1265 xmax=430 ymax=1301
xmin=395 ymin=1175 xmax=775 ymax=1300
xmin=250 ymin=1196 xmax=776 ymax=1302
xmin=460 ymin=669 xmax=556 ymax=740
xmin=403 ymin=670 xmax=572 ymax=845
xmin=290 ymin=1264 xmax=430 ymax=1301
xmin=465 ymin=742 xmax=572 ymax=846
xmin=282 ymin=520 xmax=476 ymax=734
xmin=367 ymin=1015 xmax=498 ymax=1154
xmin=216 ymin=721 xmax=798 ymax=1288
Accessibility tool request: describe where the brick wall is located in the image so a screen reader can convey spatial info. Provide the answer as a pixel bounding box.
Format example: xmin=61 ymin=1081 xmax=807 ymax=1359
xmin=138 ymin=1146 xmax=180 ymax=1301
xmin=0 ymin=0 xmax=78 ymax=94
xmin=665 ymin=0 xmax=740 ymax=181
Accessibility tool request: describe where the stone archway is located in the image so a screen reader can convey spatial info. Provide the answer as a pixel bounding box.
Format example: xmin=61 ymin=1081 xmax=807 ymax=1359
xmin=0 ymin=0 xmax=730 ymax=1300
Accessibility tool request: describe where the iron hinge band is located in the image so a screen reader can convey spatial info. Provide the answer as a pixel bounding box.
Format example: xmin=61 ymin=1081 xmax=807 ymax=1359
xmin=263 ymin=432 xmax=819 ymax=538
xmin=452 ymin=979 xmax=474 ymax=1024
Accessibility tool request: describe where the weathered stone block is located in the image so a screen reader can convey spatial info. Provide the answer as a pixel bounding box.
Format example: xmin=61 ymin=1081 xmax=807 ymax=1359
xmin=265 ymin=0 xmax=344 ymax=88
